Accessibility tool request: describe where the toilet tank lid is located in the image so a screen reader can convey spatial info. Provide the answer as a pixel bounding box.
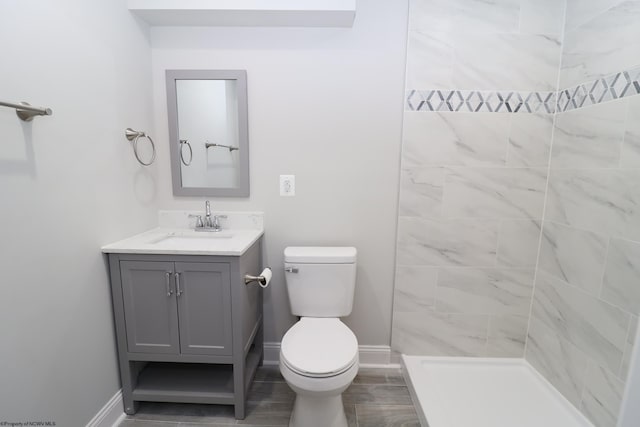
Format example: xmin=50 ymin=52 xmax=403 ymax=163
xmin=284 ymin=246 xmax=357 ymax=264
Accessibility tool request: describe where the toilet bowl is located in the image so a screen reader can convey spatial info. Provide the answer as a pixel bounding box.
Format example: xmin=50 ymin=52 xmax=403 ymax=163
xmin=280 ymin=246 xmax=359 ymax=427
xmin=280 ymin=317 xmax=359 ymax=427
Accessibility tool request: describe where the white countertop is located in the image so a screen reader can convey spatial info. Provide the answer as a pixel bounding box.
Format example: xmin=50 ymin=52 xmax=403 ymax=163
xmin=101 ymin=227 xmax=263 ymax=256
xmin=102 ymin=211 xmax=264 ymax=256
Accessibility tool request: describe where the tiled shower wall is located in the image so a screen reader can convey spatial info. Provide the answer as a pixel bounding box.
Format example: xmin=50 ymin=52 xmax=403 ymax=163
xmin=526 ymin=2 xmax=640 ymax=427
xmin=392 ymin=1 xmax=640 ymax=426
xmin=392 ymin=0 xmax=564 ymax=357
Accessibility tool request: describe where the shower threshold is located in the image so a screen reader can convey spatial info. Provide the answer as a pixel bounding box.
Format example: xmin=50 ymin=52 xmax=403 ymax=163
xmin=402 ymin=356 xmax=594 ymax=427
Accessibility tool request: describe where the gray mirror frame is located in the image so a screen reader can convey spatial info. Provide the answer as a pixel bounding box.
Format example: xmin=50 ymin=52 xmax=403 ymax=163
xmin=166 ymin=69 xmax=249 ymax=197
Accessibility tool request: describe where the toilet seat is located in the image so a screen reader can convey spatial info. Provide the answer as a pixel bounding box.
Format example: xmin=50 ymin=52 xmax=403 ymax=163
xmin=281 ymin=317 xmax=358 ymax=378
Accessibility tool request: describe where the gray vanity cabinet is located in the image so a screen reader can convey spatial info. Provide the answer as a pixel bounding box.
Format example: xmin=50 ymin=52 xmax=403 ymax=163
xmin=120 ymin=261 xmax=232 ymax=356
xmin=107 ymin=239 xmax=263 ymax=420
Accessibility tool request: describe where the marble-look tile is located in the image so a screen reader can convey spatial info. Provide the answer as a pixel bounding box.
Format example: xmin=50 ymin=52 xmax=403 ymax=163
xmin=531 ymin=270 xmax=630 ymax=373
xmin=406 ymin=30 xmax=453 ymax=90
xmin=435 ymin=267 xmax=534 ymax=315
xmin=538 ymin=222 xmax=608 ymax=295
xmin=551 ymin=100 xmax=627 ymax=169
xmin=525 ymin=318 xmax=589 ymax=406
xmin=486 ymin=314 xmax=528 ymax=357
xmin=561 ymin=1 xmax=640 ymax=88
xmin=392 ymin=310 xmax=488 ymax=356
xmin=343 ymin=384 xmax=413 ymax=406
xmin=402 ymin=112 xmax=510 ymax=167
xmin=564 ymin=0 xmax=626 ymax=31
xmin=601 ymin=238 xmax=640 ymax=315
xmin=355 ymin=405 xmax=421 ymax=427
xmin=396 ymin=217 xmax=499 ymax=267
xmin=398 ymin=168 xmax=444 ymax=218
xmin=442 ymin=167 xmax=547 ymax=219
xmin=497 ymin=220 xmax=542 ymax=268
xmin=453 ymin=33 xmax=561 ymax=91
xmin=507 ymin=113 xmax=553 ymax=167
xmin=580 ymin=362 xmax=625 ymax=427
xmin=621 ymin=95 xmax=640 ymax=167
xmin=409 ymin=0 xmax=521 ymax=33
xmin=545 ymin=168 xmax=640 ymax=241
xmin=519 ymin=0 xmax=566 ymax=36
xmin=621 ymin=315 xmax=638 ymax=378
xmin=393 ymin=266 xmax=438 ymax=312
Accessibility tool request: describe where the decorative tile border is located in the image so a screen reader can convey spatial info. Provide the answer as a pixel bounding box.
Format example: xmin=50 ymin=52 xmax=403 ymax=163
xmin=558 ymin=67 xmax=640 ymax=112
xmin=406 ymin=89 xmax=556 ymax=113
xmin=406 ymin=65 xmax=640 ymax=114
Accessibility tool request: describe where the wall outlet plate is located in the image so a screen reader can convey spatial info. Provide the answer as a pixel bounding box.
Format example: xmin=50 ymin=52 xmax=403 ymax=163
xmin=280 ymin=175 xmax=295 ymax=196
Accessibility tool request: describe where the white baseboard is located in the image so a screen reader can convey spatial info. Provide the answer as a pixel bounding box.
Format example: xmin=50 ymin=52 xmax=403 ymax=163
xmin=263 ymin=342 xmax=397 ymax=368
xmin=86 ymin=389 xmax=125 ymax=427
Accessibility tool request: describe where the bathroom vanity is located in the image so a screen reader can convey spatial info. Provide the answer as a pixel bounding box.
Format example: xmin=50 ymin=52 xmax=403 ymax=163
xmin=102 ymin=214 xmax=264 ymax=419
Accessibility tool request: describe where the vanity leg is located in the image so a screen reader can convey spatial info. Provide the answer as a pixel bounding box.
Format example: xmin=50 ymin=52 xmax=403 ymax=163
xmin=121 ymin=361 xmax=139 ymax=415
xmin=233 ymin=356 xmax=246 ymax=419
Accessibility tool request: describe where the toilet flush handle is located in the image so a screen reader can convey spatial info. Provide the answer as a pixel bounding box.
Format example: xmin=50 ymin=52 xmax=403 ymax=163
xmin=284 ymin=267 xmax=299 ymax=273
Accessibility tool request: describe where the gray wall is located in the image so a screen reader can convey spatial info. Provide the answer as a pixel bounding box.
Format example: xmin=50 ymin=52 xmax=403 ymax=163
xmin=526 ymin=2 xmax=640 ymax=427
xmin=392 ymin=0 xmax=564 ymax=357
xmin=0 ymin=1 xmax=156 ymax=425
xmin=149 ymin=0 xmax=409 ymax=345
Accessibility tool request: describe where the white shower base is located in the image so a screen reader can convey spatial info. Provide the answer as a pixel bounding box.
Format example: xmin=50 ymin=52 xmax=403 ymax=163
xmin=402 ymin=356 xmax=594 ymax=427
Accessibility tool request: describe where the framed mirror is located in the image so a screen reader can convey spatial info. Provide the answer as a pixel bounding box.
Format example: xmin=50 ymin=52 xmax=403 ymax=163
xmin=166 ymin=70 xmax=249 ymax=197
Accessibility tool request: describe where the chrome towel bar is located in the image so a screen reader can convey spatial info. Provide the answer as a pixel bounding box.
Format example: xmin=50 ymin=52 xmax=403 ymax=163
xmin=0 ymin=100 xmax=52 ymax=122
xmin=206 ymin=142 xmax=239 ymax=152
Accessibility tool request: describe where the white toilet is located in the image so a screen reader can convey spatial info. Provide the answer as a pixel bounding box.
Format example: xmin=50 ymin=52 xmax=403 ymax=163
xmin=280 ymin=246 xmax=359 ymax=427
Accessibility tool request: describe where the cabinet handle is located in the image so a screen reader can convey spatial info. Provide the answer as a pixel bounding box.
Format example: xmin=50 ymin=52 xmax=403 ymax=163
xmin=175 ymin=272 xmax=182 ymax=297
xmin=165 ymin=272 xmax=173 ymax=296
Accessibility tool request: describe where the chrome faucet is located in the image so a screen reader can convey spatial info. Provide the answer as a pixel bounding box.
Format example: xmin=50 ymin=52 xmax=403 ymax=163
xmin=189 ymin=200 xmax=227 ymax=232
xmin=204 ymin=200 xmax=213 ymax=228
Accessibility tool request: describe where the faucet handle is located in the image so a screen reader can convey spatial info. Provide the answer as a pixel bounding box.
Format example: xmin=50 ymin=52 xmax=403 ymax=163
xmin=212 ymin=214 xmax=227 ymax=231
xmin=188 ymin=214 xmax=204 ymax=228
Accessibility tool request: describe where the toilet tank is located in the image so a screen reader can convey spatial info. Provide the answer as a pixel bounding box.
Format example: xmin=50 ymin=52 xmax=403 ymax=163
xmin=284 ymin=246 xmax=357 ymax=317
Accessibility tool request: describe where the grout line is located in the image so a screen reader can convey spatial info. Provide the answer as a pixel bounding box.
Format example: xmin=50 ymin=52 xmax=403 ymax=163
xmin=524 ymin=0 xmax=568 ymax=359
xmin=619 ymin=317 xmax=635 ymax=379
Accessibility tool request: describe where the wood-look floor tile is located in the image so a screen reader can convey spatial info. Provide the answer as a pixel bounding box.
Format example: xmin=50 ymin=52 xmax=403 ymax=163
xmin=354 ymin=368 xmax=405 ymax=385
xmin=127 ymin=402 xmax=236 ymax=423
xmin=236 ymin=401 xmax=293 ymax=425
xmin=356 ymin=404 xmax=421 ymax=427
xmin=343 ymin=384 xmax=413 ymax=405
xmin=253 ymin=366 xmax=285 ymax=383
xmin=120 ymin=420 xmax=181 ymax=427
xmin=247 ymin=381 xmax=295 ymax=403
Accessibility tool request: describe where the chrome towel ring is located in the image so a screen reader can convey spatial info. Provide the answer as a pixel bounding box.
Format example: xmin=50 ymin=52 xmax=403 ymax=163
xmin=179 ymin=139 xmax=193 ymax=166
xmin=125 ymin=128 xmax=156 ymax=166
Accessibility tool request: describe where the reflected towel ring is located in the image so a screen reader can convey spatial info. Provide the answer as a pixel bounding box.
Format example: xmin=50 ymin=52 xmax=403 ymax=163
xmin=125 ymin=128 xmax=156 ymax=166
xmin=179 ymin=139 xmax=193 ymax=166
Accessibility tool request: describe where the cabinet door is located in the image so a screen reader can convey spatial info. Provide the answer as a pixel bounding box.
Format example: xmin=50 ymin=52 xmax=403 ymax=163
xmin=175 ymin=262 xmax=232 ymax=355
xmin=120 ymin=261 xmax=179 ymax=354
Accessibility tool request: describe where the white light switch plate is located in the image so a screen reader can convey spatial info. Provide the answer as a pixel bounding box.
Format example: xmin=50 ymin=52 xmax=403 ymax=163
xmin=280 ymin=175 xmax=295 ymax=196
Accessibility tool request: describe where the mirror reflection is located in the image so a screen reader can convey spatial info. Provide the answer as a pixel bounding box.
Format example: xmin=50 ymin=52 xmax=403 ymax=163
xmin=166 ymin=70 xmax=249 ymax=197
xmin=176 ymin=79 xmax=239 ymax=188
